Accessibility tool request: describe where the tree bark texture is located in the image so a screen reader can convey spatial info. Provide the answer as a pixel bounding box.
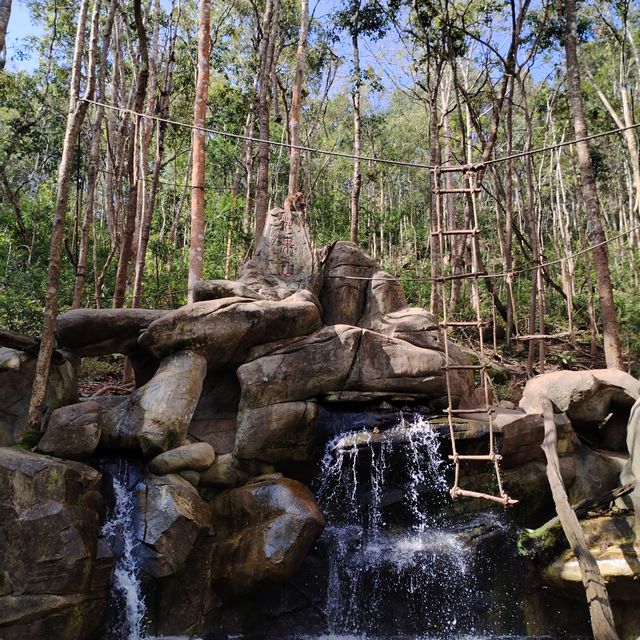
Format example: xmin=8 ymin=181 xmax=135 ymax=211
xmin=561 ymin=0 xmax=623 ymax=369
xmin=254 ymin=0 xmax=280 ymax=244
xmin=188 ymin=0 xmax=211 ymax=302
xmin=350 ymin=18 xmax=362 ymax=245
xmin=540 ymin=399 xmax=619 ymax=640
xmin=287 ymin=0 xmax=309 ymax=196
xmin=27 ymin=0 xmax=101 ymax=430
xmin=112 ymin=0 xmax=149 ymax=308
xmin=72 ymin=0 xmax=117 ymax=308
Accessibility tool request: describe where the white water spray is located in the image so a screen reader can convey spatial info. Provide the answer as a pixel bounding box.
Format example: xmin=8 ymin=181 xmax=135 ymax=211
xmin=102 ymin=477 xmax=148 ymax=640
xmin=317 ymin=415 xmax=478 ymax=636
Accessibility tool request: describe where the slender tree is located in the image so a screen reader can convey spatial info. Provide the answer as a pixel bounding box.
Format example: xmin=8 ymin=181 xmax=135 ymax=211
xmin=188 ymin=0 xmax=211 ymax=301
xmin=27 ymin=0 xmax=101 ymax=430
xmin=288 ymin=0 xmax=310 ymax=196
xmin=254 ymin=0 xmax=281 ymax=242
xmin=560 ymin=0 xmax=624 ymax=369
xmin=112 ymin=0 xmax=149 ymax=308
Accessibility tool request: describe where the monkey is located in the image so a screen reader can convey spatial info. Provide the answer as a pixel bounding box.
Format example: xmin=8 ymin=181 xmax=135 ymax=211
xmin=283 ymin=192 xmax=306 ymax=220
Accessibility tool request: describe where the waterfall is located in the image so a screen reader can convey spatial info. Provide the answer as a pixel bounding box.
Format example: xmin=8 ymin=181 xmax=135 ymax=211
xmin=102 ymin=468 xmax=148 ymax=640
xmin=316 ymin=415 xmax=482 ymax=637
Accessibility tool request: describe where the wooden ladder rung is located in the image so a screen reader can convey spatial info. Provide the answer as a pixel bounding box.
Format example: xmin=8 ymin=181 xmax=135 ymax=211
xmin=445 ymin=364 xmax=485 ymax=371
xmin=440 ymin=320 xmax=489 ymax=327
xmin=431 ymin=229 xmax=478 ymax=237
xmin=448 ymin=407 xmax=495 ymax=415
xmin=512 ymin=332 xmax=571 ymax=341
xmin=449 ymin=453 xmax=502 ymax=461
xmin=451 ymin=487 xmax=518 ymax=506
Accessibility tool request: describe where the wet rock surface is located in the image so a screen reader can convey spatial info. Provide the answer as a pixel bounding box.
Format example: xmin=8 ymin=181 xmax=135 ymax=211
xmin=0 ymin=448 xmax=109 ymax=640
xmin=210 ymin=475 xmax=325 ymax=595
xmin=136 ymin=473 xmax=212 ymax=578
xmin=2 ymin=209 xmax=637 ymax=639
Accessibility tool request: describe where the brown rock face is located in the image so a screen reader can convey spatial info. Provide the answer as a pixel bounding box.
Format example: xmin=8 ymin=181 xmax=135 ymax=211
xmin=0 ymin=448 xmax=110 ymax=640
xmin=135 ymin=351 xmax=208 ymax=456
xmin=0 ymin=352 xmax=77 ymax=446
xmin=234 ymin=325 xmax=473 ymax=464
xmin=543 ymin=515 xmax=640 ymax=601
xmin=56 ymin=307 xmax=167 ymax=356
xmin=138 ymin=291 xmax=322 ymax=365
xmin=136 ymin=474 xmax=212 ymax=579
xmin=250 ymin=206 xmax=323 ymax=298
xmin=210 ymin=475 xmax=325 ymax=595
xmin=37 ymin=401 xmax=103 ymax=459
xmin=98 ymin=350 xmax=208 ymax=456
xmin=148 ymin=442 xmax=216 ymax=474
xmin=519 ymin=369 xmax=639 ymax=424
xmin=320 ymin=241 xmax=376 ymax=325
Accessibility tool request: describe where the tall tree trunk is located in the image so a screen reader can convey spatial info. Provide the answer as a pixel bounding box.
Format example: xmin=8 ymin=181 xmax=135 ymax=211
xmin=27 ymin=0 xmax=101 ymax=430
xmin=254 ymin=0 xmax=280 ymax=243
xmin=287 ymin=0 xmax=309 ymax=196
xmin=72 ymin=0 xmax=117 ymax=308
xmin=112 ymin=0 xmax=149 ymax=308
xmin=0 ymin=0 xmax=11 ymax=70
xmin=132 ymin=0 xmax=179 ymax=307
xmin=561 ymin=0 xmax=624 ymax=369
xmin=350 ymin=18 xmax=362 ymax=244
xmin=188 ymin=0 xmax=211 ymax=302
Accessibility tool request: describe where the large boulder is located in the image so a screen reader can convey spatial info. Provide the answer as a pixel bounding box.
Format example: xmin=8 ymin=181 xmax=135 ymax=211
xmin=138 ymin=291 xmax=322 ymax=366
xmin=56 ymin=308 xmax=167 ymax=357
xmin=0 ymin=349 xmax=77 ymax=446
xmin=249 ymin=205 xmax=323 ymax=299
xmin=320 ymin=241 xmax=376 ymax=325
xmin=234 ymin=325 xmax=474 ymax=464
xmin=0 ymin=448 xmax=110 ymax=640
xmin=209 ymin=475 xmax=325 ymax=595
xmin=188 ymin=370 xmax=241 ymax=455
xmin=358 ymin=269 xmax=408 ymax=328
xmin=37 ymin=401 xmax=103 ymax=459
xmin=149 ymin=442 xmax=216 ymax=475
xmin=136 ymin=474 xmax=212 ymax=579
xmin=193 ymin=279 xmax=264 ymax=302
xmin=519 ymin=369 xmax=639 ymax=430
xmin=102 ymin=350 xmax=208 ymax=456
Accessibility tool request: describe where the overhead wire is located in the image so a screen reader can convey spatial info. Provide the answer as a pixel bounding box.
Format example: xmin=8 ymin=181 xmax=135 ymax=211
xmin=82 ymin=97 xmax=640 ymax=170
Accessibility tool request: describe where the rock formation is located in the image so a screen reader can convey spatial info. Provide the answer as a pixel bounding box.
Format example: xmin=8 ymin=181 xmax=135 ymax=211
xmin=1 ymin=206 xmax=639 ymax=638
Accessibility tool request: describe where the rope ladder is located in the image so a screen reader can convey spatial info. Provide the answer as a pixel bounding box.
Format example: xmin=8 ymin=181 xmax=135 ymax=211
xmin=431 ymin=164 xmax=518 ymax=507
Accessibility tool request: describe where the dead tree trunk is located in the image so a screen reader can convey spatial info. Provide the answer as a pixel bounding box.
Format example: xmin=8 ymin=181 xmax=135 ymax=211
xmin=561 ymin=0 xmax=623 ymax=369
xmin=27 ymin=0 xmax=101 ymax=430
xmin=540 ymin=399 xmax=619 ymax=640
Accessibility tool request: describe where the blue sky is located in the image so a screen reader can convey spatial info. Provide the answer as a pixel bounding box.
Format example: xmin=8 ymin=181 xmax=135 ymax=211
xmin=5 ymin=0 xmax=39 ymax=72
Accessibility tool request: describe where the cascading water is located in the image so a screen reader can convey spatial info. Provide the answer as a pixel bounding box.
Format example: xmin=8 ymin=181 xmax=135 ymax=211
xmin=101 ymin=465 xmax=149 ymax=640
xmin=315 ymin=414 xmax=507 ymax=638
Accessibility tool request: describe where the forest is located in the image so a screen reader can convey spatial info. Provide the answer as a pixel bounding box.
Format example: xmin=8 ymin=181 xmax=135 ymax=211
xmin=1 ymin=0 xmax=640 ymax=382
